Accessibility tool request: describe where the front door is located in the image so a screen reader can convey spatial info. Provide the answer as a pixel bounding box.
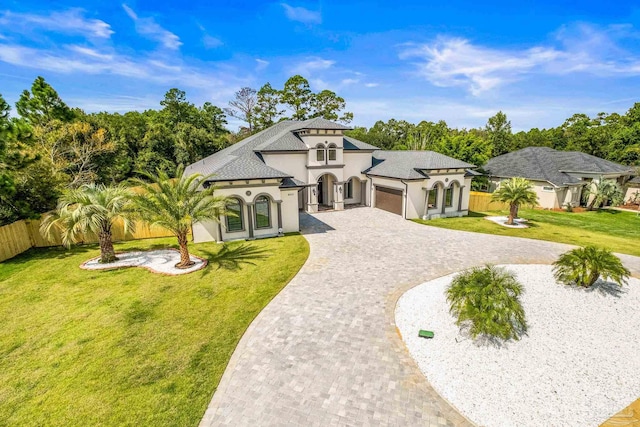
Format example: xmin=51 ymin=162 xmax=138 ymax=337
xmin=317 ymin=176 xmax=324 ymax=205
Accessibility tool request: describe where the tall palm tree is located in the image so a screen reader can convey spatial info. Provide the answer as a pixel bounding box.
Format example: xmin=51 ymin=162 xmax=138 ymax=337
xmin=584 ymin=178 xmax=624 ymax=210
xmin=491 ymin=177 xmax=538 ymax=225
xmin=40 ymin=184 xmax=135 ymax=263
xmin=133 ymin=166 xmax=230 ymax=269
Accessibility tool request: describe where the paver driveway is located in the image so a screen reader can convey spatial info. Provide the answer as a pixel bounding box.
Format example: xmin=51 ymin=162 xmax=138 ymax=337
xmin=201 ymin=207 xmax=640 ymax=427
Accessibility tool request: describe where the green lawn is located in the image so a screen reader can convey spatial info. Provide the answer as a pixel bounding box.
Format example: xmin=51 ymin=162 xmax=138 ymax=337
xmin=414 ymin=209 xmax=640 ymax=257
xmin=0 ymin=235 xmax=309 ymax=426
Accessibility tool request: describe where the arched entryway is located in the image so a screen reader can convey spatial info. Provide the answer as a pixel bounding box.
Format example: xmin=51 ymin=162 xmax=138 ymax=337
xmin=316 ymin=173 xmax=338 ymax=210
xmin=344 ymin=176 xmax=363 ymax=205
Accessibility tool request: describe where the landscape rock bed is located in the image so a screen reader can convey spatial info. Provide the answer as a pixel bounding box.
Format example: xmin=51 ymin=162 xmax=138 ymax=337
xmin=82 ymin=249 xmax=206 ymax=275
xmin=395 ymin=264 xmax=640 ymax=427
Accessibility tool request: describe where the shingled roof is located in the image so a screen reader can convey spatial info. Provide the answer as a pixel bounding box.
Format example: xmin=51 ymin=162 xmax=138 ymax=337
xmin=364 ymin=151 xmax=475 ymax=180
xmin=184 ymin=119 xmax=375 ymax=182
xmin=484 ymin=147 xmax=634 ymax=187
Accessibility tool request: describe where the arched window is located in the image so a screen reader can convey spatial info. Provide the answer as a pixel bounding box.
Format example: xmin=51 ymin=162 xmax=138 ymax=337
xmin=316 ymin=144 xmax=325 ymax=162
xmin=344 ymin=178 xmax=353 ymax=199
xmin=328 ymin=143 xmax=337 ymax=161
xmin=445 ymin=187 xmax=454 ymax=207
xmin=226 ymin=198 xmax=244 ymax=232
xmin=254 ymin=196 xmax=271 ymax=229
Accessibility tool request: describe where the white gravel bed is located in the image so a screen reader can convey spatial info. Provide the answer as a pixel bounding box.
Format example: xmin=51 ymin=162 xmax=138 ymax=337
xmin=81 ymin=249 xmax=206 ymax=275
xmin=485 ymin=216 xmax=529 ymax=228
xmin=395 ymin=264 xmax=640 ymax=427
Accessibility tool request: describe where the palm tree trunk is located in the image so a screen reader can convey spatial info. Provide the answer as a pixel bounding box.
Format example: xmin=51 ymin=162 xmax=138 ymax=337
xmin=176 ymin=233 xmax=194 ymax=269
xmin=507 ymin=204 xmax=518 ymax=225
xmin=98 ymin=232 xmax=117 ymax=263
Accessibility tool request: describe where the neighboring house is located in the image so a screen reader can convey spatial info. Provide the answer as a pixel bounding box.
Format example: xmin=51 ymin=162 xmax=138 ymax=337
xmin=185 ymin=118 xmax=477 ymax=243
xmin=484 ymin=147 xmax=635 ymax=209
xmin=625 ymin=176 xmax=640 ymax=204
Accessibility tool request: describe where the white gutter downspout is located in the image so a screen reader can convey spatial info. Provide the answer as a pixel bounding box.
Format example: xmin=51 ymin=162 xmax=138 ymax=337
xmin=401 ymin=179 xmax=409 ymax=219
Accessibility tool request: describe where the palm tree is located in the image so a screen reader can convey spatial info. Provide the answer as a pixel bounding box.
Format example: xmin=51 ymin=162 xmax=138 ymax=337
xmin=491 ymin=177 xmax=538 ymax=225
xmin=40 ymin=184 xmax=135 ymax=263
xmin=584 ymin=178 xmax=624 ymax=210
xmin=553 ymin=245 xmax=630 ymax=287
xmin=133 ymin=166 xmax=230 ymax=269
xmin=446 ymin=265 xmax=527 ymax=341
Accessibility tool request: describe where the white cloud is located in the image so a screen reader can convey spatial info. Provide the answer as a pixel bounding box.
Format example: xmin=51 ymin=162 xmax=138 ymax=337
xmin=400 ymin=37 xmax=560 ymax=95
xmin=0 ymin=43 xmax=241 ymax=94
xmin=203 ymin=35 xmax=223 ymax=49
xmin=400 ymin=24 xmax=640 ymax=96
xmin=122 ymin=4 xmax=182 ymax=50
xmin=291 ymin=57 xmax=335 ymax=76
xmin=340 ymin=78 xmax=359 ymax=85
xmin=0 ymin=9 xmax=113 ymax=39
xmin=255 ymin=58 xmax=270 ymax=70
xmin=364 ymin=82 xmax=379 ymax=88
xmin=280 ymin=3 xmax=321 ymax=25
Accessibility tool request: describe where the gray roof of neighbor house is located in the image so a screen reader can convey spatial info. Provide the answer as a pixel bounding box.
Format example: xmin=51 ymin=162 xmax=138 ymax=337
xmin=629 ymin=176 xmax=640 ymax=185
xmin=364 ymin=151 xmax=476 ymax=180
xmin=184 ymin=119 xmax=376 ymax=182
xmin=484 ymin=147 xmax=634 ymax=187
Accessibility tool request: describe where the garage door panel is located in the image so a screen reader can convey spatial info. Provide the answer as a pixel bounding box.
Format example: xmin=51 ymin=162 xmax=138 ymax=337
xmin=375 ymin=186 xmax=402 ymax=216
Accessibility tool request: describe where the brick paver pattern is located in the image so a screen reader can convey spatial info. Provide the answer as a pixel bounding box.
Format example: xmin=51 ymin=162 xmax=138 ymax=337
xmin=200 ymin=208 xmax=640 ymax=427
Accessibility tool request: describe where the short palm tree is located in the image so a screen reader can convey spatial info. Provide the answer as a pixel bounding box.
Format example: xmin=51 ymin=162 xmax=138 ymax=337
xmin=584 ymin=179 xmax=624 ymax=210
xmin=133 ymin=166 xmax=230 ymax=269
xmin=446 ymin=265 xmax=527 ymax=341
xmin=553 ymin=245 xmax=630 ymax=287
xmin=491 ymin=177 xmax=538 ymax=225
xmin=40 ymin=184 xmax=135 ymax=263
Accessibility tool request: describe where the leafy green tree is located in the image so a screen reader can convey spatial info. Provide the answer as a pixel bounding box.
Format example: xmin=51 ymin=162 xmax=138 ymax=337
xmin=584 ymin=179 xmax=624 ymax=210
xmin=491 ymin=177 xmax=538 ymax=225
xmin=310 ymin=89 xmax=353 ymax=123
xmin=486 ymin=111 xmax=512 ymax=156
xmin=406 ymin=120 xmax=449 ymax=151
xmin=553 ymin=246 xmax=630 ymax=288
xmin=433 ymin=132 xmax=493 ymax=168
xmin=253 ymin=83 xmax=283 ymax=130
xmin=40 ymin=184 xmax=136 ymax=263
xmin=446 ymin=265 xmax=527 ymax=341
xmin=16 ymin=76 xmax=75 ymax=125
xmin=280 ymin=75 xmax=313 ymax=121
xmin=159 ymin=88 xmax=195 ymax=128
xmin=133 ymin=166 xmax=230 ymax=268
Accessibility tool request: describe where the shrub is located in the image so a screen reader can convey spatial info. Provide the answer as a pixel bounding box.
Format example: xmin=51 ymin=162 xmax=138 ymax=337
xmin=553 ymin=245 xmax=630 ymax=288
xmin=446 ymin=265 xmax=527 ymax=341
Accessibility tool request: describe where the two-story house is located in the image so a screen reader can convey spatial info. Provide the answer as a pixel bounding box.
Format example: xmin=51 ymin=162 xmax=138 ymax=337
xmin=185 ymin=118 xmax=477 ymax=243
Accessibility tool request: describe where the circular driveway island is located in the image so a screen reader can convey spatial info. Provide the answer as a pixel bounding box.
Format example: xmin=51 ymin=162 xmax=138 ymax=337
xmin=200 ymin=208 xmax=640 ymax=427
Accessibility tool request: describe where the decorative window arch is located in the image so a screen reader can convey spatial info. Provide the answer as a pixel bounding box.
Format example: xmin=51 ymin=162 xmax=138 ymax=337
xmin=327 ymin=143 xmax=337 ymax=161
xmin=315 ymin=143 xmax=326 ymax=162
xmin=428 ymin=182 xmax=444 ymax=208
xmin=254 ymin=195 xmax=271 ymax=229
xmin=226 ymin=198 xmax=244 ymax=232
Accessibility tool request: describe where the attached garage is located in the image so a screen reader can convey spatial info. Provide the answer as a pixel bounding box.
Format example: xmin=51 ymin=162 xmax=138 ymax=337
xmin=374 ymin=186 xmax=403 ymax=216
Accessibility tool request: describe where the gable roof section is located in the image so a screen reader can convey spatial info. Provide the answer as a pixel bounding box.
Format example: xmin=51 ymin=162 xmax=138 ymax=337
xmin=484 ymin=147 xmax=634 ymax=187
xmin=292 ymin=117 xmax=351 ymax=130
xmin=343 ymin=136 xmax=379 ymax=151
xmin=185 ymin=119 xmax=378 ymax=182
xmin=364 ymin=150 xmax=475 ymax=180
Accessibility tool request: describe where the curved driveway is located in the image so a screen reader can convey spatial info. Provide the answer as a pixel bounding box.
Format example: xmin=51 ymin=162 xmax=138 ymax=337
xmin=201 ymin=208 xmax=640 ymax=427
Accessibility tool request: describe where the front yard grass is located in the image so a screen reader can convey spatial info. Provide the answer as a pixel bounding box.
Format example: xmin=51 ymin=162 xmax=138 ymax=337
xmin=0 ymin=235 xmax=309 ymax=426
xmin=414 ymin=209 xmax=640 ymax=257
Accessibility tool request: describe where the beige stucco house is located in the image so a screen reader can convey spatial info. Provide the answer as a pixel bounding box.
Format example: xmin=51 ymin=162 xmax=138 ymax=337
xmin=185 ymin=118 xmax=477 ymax=243
xmin=484 ymin=147 xmax=635 ymax=209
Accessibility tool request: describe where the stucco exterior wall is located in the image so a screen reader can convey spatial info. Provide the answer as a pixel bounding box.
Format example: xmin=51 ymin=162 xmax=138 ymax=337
xmin=261 ymin=153 xmax=307 ymax=182
xmin=625 ymin=185 xmax=640 ymax=204
xmin=193 ymin=179 xmax=299 ymax=243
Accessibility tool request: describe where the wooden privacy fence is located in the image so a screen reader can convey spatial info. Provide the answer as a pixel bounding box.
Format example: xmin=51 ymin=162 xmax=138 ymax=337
xmin=468 ymin=191 xmax=510 ymax=212
xmin=0 ymin=218 xmax=175 ymax=263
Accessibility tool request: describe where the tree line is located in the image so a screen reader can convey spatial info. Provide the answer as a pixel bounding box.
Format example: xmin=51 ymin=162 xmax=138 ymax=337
xmin=346 ymin=107 xmax=640 ymax=170
xmin=1 ymin=73 xmax=639 ymax=226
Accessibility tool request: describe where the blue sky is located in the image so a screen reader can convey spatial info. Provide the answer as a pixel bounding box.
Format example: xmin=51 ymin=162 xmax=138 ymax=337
xmin=1 ymin=1 xmax=639 ymax=131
